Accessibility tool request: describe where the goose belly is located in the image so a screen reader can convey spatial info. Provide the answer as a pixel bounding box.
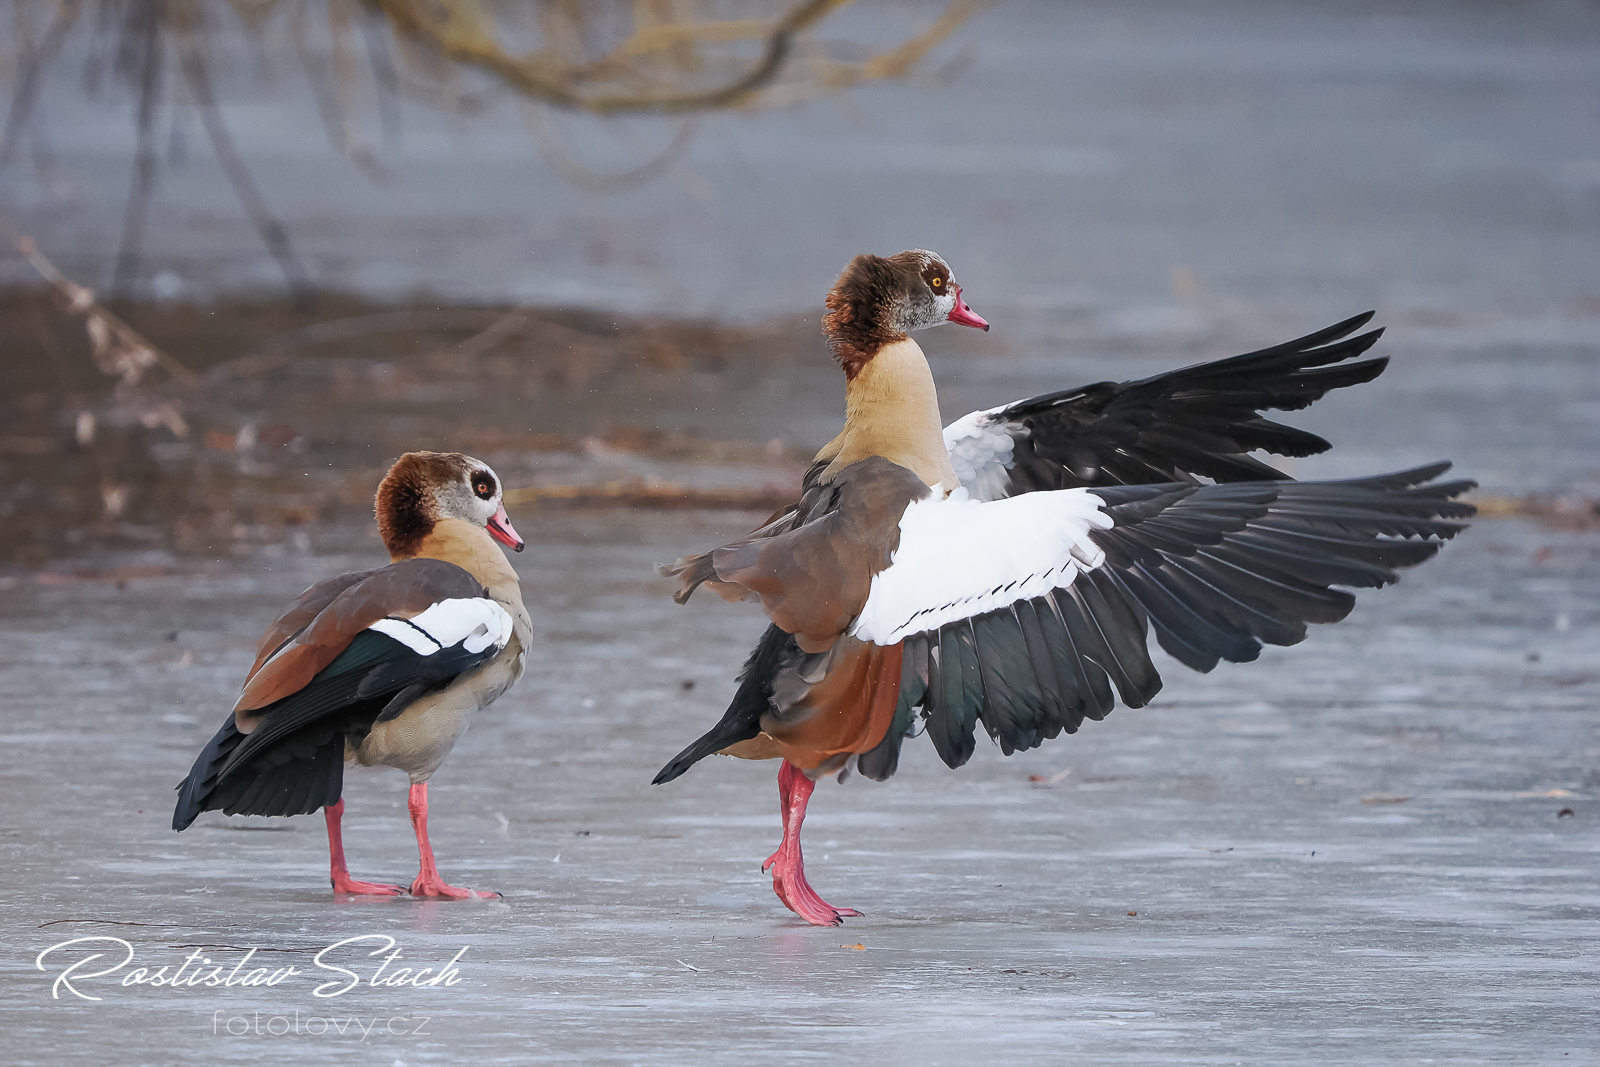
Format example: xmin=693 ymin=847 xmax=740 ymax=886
xmin=351 ymin=635 xmax=525 ymax=782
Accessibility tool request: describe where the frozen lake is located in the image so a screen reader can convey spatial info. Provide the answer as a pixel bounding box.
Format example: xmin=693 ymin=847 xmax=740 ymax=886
xmin=0 ymin=508 xmax=1597 ymax=1065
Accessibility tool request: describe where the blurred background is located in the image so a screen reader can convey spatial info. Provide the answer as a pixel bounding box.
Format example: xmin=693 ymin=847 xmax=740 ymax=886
xmin=2 ymin=0 xmax=1597 ymax=571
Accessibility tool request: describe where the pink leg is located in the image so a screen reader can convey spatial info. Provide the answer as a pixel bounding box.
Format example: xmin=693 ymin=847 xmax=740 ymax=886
xmin=762 ymin=760 xmax=862 ymax=926
xmin=407 ymin=783 xmax=499 ymax=899
xmin=325 ymin=800 xmax=404 ymax=895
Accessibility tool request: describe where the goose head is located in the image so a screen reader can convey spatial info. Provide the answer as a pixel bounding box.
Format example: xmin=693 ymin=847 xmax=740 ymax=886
xmin=822 ymin=249 xmax=989 ymax=379
xmin=375 ymin=451 xmax=524 ymax=558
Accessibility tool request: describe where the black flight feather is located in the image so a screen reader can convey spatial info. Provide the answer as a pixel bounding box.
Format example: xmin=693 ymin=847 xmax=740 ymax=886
xmin=878 ymin=463 xmax=1471 ymax=776
xmin=985 ymin=315 xmax=1390 ymax=496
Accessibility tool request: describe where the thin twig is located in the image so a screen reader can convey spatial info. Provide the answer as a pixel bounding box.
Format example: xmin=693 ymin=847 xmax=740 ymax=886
xmin=422 ymin=307 xmax=528 ymax=362
xmin=38 ymin=918 xmax=196 ymax=929
xmin=0 ymin=0 xmax=81 ymax=166
xmin=858 ymin=0 xmax=995 ymax=81
xmin=295 ymin=1 xmax=391 ymax=184
xmin=359 ymin=2 xmax=404 ymax=147
xmin=222 ymin=307 xmax=508 ymax=374
xmin=172 ymin=17 xmax=316 ymax=308
xmin=521 ymin=105 xmax=698 ymax=193
xmin=112 ymin=1 xmax=165 ymax=300
xmin=379 ymin=0 xmax=850 ymax=115
xmin=0 ymin=219 xmax=202 ymax=390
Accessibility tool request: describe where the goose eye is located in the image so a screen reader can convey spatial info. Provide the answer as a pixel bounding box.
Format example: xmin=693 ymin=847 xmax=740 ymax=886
xmin=931 ymin=277 xmax=943 ymax=288
xmin=472 ymin=477 xmax=495 ymax=500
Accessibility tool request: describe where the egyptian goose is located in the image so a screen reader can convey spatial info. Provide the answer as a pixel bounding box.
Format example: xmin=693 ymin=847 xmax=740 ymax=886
xmin=173 ymin=451 xmax=532 ymax=899
xmin=658 ymin=250 xmax=1474 ymax=926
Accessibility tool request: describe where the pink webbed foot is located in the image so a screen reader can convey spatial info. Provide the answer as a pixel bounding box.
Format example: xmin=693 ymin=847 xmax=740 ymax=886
xmin=325 ymin=800 xmax=405 ymax=896
xmin=330 ymin=873 xmax=406 ymax=896
xmin=405 ymin=782 xmax=500 ymax=900
xmin=407 ymin=874 xmax=500 ymax=900
xmin=765 ymin=760 xmax=863 ymax=927
xmin=763 ymin=850 xmax=862 ymax=926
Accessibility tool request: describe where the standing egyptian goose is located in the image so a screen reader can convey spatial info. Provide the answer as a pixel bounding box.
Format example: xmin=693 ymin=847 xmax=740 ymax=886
xmin=657 ymin=250 xmax=1474 ymax=926
xmin=173 ymin=451 xmax=532 ymax=899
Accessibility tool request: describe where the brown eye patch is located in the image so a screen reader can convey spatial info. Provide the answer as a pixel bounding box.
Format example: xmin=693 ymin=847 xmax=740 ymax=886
xmin=471 ymin=472 xmax=496 ymax=500
xmin=921 ymin=263 xmax=949 ymax=292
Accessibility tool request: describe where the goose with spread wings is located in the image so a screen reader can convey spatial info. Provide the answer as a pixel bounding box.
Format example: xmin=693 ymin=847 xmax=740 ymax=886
xmin=658 ymin=250 xmax=1473 ymax=926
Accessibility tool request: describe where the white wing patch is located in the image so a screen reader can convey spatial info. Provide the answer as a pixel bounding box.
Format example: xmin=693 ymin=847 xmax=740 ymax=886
xmin=943 ymin=406 xmax=1023 ymax=503
xmin=369 ymin=598 xmax=514 ymax=656
xmin=850 ymin=488 xmax=1112 ymax=645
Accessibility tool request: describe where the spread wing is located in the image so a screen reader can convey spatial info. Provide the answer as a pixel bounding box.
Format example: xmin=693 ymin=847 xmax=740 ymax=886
xmin=944 ymin=312 xmax=1388 ymax=501
xmin=657 ymin=458 xmax=1471 ymax=785
xmin=173 ymin=559 xmax=514 ymax=830
xmin=849 ymin=463 xmax=1474 ymax=779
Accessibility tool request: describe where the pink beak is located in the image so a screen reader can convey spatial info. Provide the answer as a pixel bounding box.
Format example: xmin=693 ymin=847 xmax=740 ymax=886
xmin=946 ymin=285 xmax=989 ymax=331
xmin=486 ymin=502 xmax=524 ymax=552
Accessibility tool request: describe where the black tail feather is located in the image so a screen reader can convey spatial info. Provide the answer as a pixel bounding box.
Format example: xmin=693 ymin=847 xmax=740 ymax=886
xmin=173 ymin=629 xmax=497 ymax=831
xmin=653 ymin=623 xmax=795 ymax=785
xmin=174 ymin=714 xmax=346 ymax=830
xmin=173 ymin=715 xmax=244 ymax=831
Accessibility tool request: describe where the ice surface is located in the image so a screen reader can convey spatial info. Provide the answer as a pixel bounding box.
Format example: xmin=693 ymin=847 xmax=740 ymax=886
xmin=1 ymin=507 xmax=1596 ymax=1065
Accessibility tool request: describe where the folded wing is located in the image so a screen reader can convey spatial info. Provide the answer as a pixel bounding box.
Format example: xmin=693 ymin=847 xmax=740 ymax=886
xmin=173 ymin=560 xmax=513 ymax=830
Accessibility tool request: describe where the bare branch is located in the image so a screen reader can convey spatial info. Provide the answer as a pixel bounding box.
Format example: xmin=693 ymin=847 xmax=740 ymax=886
xmin=112 ymin=1 xmax=166 ymax=299
xmin=377 ymin=0 xmax=850 ymax=115
xmin=295 ymin=0 xmax=391 ymax=183
xmin=857 ymin=0 xmax=995 ymax=82
xmin=358 ymin=1 xmax=404 ymax=145
xmin=0 ymin=218 xmax=202 ymax=390
xmin=0 ymin=0 xmax=82 ymax=165
xmin=171 ymin=13 xmax=317 ymax=307
xmin=521 ymin=104 xmax=699 ymax=193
